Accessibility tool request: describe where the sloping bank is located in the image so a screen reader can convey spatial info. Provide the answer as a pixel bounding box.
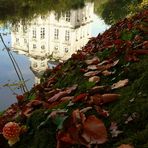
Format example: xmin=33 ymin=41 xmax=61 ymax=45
xmin=0 ymin=9 xmax=148 ymax=148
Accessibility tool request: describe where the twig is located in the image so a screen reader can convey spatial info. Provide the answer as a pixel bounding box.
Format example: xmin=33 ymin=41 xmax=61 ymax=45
xmin=0 ymin=33 xmax=28 ymax=93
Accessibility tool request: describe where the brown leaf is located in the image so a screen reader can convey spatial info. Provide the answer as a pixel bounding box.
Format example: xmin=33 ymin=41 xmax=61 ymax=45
xmin=109 ymin=122 xmax=123 ymax=137
xmin=44 ymin=89 xmax=60 ymax=99
xmin=84 ymin=71 xmax=101 ymax=77
xmin=57 ymin=131 xmax=75 ymax=145
xmin=102 ymin=70 xmax=112 ymax=76
xmin=85 ymin=56 xmax=100 ymax=65
xmin=117 ymin=144 xmax=134 ymax=148
xmin=89 ymin=76 xmax=100 ymax=83
xmin=48 ymin=85 xmax=77 ymax=103
xmin=87 ymin=65 xmax=99 ymax=70
xmin=89 ymin=93 xmax=119 ymax=106
xmin=89 ymin=85 xmax=111 ymax=94
xmin=101 ymin=94 xmax=120 ymax=104
xmin=95 ymin=106 xmax=109 ymax=117
xmin=111 ymin=79 xmax=129 ymax=89
xmin=60 ymin=96 xmax=74 ymax=102
xmin=82 ymin=115 xmax=108 ymax=144
xmin=80 ymin=107 xmax=92 ymax=113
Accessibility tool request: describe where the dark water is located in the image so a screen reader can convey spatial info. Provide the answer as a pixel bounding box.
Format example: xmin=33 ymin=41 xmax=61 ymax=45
xmin=0 ymin=2 xmax=110 ymax=111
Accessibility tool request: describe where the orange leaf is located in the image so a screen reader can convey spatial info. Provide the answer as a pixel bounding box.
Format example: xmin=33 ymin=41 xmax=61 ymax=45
xmin=82 ymin=115 xmax=107 ymax=144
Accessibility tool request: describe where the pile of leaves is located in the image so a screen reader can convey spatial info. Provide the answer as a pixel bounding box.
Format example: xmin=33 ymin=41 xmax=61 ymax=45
xmin=0 ymin=9 xmax=148 ymax=148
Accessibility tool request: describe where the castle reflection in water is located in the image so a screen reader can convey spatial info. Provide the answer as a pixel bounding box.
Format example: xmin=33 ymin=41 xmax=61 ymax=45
xmin=11 ymin=2 xmax=94 ymax=84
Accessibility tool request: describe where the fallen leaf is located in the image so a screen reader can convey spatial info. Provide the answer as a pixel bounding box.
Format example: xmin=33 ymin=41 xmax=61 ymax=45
xmin=84 ymin=71 xmax=101 ymax=77
xmin=82 ymin=115 xmax=108 ymax=144
xmin=101 ymin=94 xmax=120 ymax=104
xmin=48 ymin=85 xmax=77 ymax=103
xmin=89 ymin=76 xmax=100 ymax=83
xmin=89 ymin=85 xmax=111 ymax=94
xmin=80 ymin=107 xmax=92 ymax=113
xmin=72 ymin=93 xmax=88 ymax=103
xmin=110 ymin=122 xmax=123 ymax=137
xmin=102 ymin=70 xmax=112 ymax=76
xmin=117 ymin=144 xmax=134 ymax=148
xmin=111 ymin=79 xmax=129 ymax=89
xmin=87 ymin=65 xmax=99 ymax=70
xmin=85 ymin=56 xmax=100 ymax=65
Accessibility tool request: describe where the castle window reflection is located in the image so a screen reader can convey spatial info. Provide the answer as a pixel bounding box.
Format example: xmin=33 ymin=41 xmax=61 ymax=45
xmin=54 ymin=29 xmax=59 ymax=40
xmin=41 ymin=27 xmax=45 ymax=39
xmin=65 ymin=30 xmax=70 ymax=41
xmin=55 ymin=13 xmax=59 ymax=21
xmin=33 ymin=29 xmax=36 ymax=38
xmin=65 ymin=48 xmax=69 ymax=53
xmin=33 ymin=44 xmax=36 ymax=49
xmin=33 ymin=62 xmax=37 ymax=68
xmin=41 ymin=45 xmax=45 ymax=50
xmin=41 ymin=62 xmax=45 ymax=67
xmin=16 ymin=38 xmax=19 ymax=44
xmin=65 ymin=11 xmax=71 ymax=22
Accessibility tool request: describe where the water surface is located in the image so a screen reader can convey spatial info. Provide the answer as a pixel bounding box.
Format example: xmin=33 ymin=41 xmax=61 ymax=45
xmin=0 ymin=2 xmax=109 ymax=111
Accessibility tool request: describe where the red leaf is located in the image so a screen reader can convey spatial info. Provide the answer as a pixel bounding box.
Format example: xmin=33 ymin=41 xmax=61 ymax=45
xmin=57 ymin=131 xmax=75 ymax=144
xmin=72 ymin=93 xmax=88 ymax=103
xmin=114 ymin=39 xmax=123 ymax=46
xmin=16 ymin=95 xmax=24 ymax=102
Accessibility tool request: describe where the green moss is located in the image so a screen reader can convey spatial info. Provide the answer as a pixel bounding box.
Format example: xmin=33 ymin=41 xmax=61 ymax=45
xmin=100 ymin=56 xmax=148 ymax=147
xmin=14 ymin=109 xmax=57 ymax=148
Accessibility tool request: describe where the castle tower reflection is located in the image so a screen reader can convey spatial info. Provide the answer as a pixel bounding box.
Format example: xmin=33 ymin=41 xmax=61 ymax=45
xmin=11 ymin=2 xmax=94 ymax=84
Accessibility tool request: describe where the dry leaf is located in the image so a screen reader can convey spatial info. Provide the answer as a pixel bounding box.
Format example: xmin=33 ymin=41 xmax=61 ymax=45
xmin=48 ymin=85 xmax=77 ymax=103
xmin=89 ymin=76 xmax=100 ymax=83
xmin=101 ymin=94 xmax=120 ymax=104
xmin=85 ymin=56 xmax=100 ymax=65
xmin=110 ymin=122 xmax=123 ymax=137
xmin=82 ymin=115 xmax=108 ymax=144
xmin=87 ymin=65 xmax=99 ymax=70
xmin=84 ymin=71 xmax=101 ymax=77
xmin=102 ymin=70 xmax=112 ymax=76
xmin=117 ymin=144 xmax=134 ymax=148
xmin=111 ymin=79 xmax=129 ymax=89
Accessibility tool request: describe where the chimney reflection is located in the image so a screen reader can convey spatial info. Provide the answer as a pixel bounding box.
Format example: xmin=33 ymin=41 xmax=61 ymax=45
xmin=11 ymin=2 xmax=94 ymax=84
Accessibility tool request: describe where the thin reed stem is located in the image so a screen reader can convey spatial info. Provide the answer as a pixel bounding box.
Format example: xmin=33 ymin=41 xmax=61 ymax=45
xmin=0 ymin=33 xmax=28 ymax=93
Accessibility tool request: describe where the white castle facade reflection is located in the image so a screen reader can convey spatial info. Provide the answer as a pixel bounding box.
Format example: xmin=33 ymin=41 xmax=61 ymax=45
xmin=11 ymin=2 xmax=94 ymax=83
